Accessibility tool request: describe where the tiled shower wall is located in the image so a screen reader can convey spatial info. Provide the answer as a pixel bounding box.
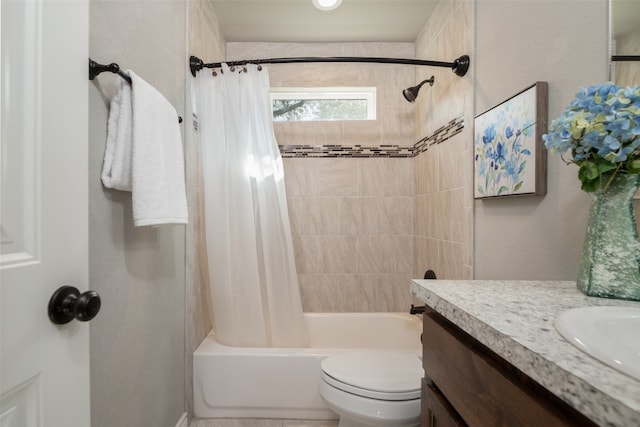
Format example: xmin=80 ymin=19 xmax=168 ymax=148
xmin=227 ymin=43 xmax=418 ymax=312
xmin=185 ymin=0 xmax=226 ymax=420
xmin=413 ymin=1 xmax=474 ymax=280
xmin=284 ymin=157 xmax=414 ymax=312
xmin=614 ymin=31 xmax=640 ymax=87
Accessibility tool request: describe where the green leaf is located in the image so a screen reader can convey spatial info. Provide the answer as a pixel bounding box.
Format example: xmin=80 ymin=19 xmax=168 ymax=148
xmin=477 ymin=185 xmax=485 ymax=195
xmin=514 ymin=181 xmax=524 ymax=192
xmin=581 ymin=177 xmax=600 ymax=193
xmin=518 ymin=161 xmax=527 ymax=174
xmin=578 ymin=162 xmax=599 ymax=181
xmin=498 ymin=186 xmax=509 ymax=195
xmin=629 ymin=160 xmax=640 ymax=173
xmin=594 ymin=159 xmax=617 ymax=174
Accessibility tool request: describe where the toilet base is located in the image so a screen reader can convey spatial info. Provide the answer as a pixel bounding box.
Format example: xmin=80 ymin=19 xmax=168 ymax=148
xmin=319 ymin=379 xmax=420 ymax=427
xmin=337 ymin=417 xmax=419 ymax=427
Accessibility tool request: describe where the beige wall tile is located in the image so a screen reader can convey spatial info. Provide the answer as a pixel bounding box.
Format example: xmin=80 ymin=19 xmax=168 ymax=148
xmin=317 ymin=159 xmax=359 ymax=197
xmin=286 ymin=197 xmax=304 ymax=235
xmin=318 ymin=236 xmax=357 ymax=274
xmin=379 ymin=197 xmax=413 ymax=236
xmin=438 ymin=138 xmax=465 ymax=191
xmin=430 ymin=191 xmax=450 ymax=241
xmin=438 ymin=240 xmax=464 ymax=279
xmin=357 ymin=236 xmax=392 ymax=274
xmin=303 ymin=197 xmax=340 ymax=235
xmin=299 ymin=274 xmax=341 ymax=312
xmin=412 ymin=0 xmax=473 ymax=283
xmin=379 ymin=274 xmax=415 ymax=311
xmin=342 ymin=121 xmax=382 ymax=146
xmin=395 ymin=236 xmax=413 ymax=275
xmin=413 ymin=195 xmax=429 ymax=237
xmin=283 ymin=158 xmax=318 ymax=196
xmin=358 ymin=159 xmax=398 ymax=196
xmin=449 ymin=189 xmax=465 ymax=243
xmin=339 ymin=197 xmax=379 ymax=236
xmin=397 ymin=158 xmax=414 ymax=197
xmin=293 ymin=236 xmax=319 ymax=274
xmin=413 ymin=236 xmax=440 ymax=279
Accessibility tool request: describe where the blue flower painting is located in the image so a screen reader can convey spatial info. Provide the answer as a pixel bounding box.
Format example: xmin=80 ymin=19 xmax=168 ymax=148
xmin=474 ymin=84 xmax=543 ymax=198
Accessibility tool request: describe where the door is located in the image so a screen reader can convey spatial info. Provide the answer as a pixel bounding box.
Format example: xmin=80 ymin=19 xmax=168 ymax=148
xmin=0 ymin=0 xmax=90 ymax=425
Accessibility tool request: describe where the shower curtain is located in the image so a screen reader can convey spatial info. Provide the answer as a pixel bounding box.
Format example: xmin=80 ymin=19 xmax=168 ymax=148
xmin=196 ymin=64 xmax=308 ymax=347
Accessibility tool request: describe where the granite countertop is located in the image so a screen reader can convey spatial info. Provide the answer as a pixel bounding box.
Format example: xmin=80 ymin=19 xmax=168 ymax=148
xmin=410 ymin=279 xmax=640 ymax=427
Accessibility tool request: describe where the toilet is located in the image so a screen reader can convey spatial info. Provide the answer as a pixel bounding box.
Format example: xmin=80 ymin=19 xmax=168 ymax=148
xmin=319 ymin=351 xmax=423 ymax=427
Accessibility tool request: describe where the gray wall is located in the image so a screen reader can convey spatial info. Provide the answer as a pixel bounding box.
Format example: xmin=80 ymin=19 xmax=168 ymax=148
xmin=474 ymin=0 xmax=609 ymax=280
xmin=88 ymin=1 xmax=187 ymax=426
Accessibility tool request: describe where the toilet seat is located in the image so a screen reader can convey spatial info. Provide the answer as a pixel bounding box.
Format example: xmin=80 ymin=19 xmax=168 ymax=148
xmin=320 ymin=351 xmax=423 ymax=401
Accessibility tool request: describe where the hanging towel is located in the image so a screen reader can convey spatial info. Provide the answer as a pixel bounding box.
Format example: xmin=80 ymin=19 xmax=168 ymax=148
xmin=101 ymin=77 xmax=133 ymax=191
xmin=101 ymin=70 xmax=188 ymax=226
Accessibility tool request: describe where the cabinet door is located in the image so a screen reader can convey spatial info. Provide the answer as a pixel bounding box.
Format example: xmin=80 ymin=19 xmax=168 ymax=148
xmin=422 ymin=311 xmax=598 ymax=427
xmin=421 ymin=379 xmax=467 ymax=427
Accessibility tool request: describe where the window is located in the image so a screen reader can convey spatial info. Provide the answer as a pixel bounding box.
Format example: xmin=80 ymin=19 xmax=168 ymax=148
xmin=271 ymin=87 xmax=376 ymax=122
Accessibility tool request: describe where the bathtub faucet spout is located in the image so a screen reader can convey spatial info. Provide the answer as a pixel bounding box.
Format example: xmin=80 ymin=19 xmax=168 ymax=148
xmin=409 ymin=304 xmax=425 ymax=315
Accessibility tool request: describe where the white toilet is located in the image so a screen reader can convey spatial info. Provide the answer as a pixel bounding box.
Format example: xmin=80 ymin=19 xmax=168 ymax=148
xmin=319 ymin=351 xmax=423 ymax=427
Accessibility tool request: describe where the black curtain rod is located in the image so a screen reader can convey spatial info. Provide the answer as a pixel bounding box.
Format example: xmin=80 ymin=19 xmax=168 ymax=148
xmin=189 ymin=54 xmax=470 ymax=77
xmin=611 ymin=55 xmax=640 ymax=62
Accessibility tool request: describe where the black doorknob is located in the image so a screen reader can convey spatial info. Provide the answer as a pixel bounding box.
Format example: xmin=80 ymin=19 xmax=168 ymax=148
xmin=48 ymin=285 xmax=101 ymax=325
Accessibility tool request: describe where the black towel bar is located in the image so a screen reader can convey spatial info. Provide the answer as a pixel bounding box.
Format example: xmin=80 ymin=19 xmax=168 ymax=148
xmin=89 ymin=59 xmax=182 ymax=124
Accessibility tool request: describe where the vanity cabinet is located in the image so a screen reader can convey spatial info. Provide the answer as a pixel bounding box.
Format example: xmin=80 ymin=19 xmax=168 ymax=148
xmin=420 ymin=308 xmax=597 ymax=427
xmin=421 ymin=378 xmax=466 ymax=427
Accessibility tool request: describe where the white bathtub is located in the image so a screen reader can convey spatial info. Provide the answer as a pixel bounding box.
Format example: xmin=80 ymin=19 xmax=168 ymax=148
xmin=193 ymin=312 xmax=422 ymax=419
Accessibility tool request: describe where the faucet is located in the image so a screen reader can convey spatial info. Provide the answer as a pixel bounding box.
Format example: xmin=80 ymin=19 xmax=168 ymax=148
xmin=410 ymin=304 xmax=426 ymax=315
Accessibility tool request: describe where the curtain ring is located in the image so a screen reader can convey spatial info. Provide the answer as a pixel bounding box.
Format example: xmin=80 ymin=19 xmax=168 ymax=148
xmin=257 ymin=65 xmax=262 ymax=71
xmin=212 ymin=70 xmax=218 ymax=76
xmin=230 ymin=66 xmax=236 ymax=72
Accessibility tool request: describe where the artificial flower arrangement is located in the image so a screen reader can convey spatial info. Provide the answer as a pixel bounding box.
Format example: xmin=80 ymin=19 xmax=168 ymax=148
xmin=543 ymin=82 xmax=640 ymax=192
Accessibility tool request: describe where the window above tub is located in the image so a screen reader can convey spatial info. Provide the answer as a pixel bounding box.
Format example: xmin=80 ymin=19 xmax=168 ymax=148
xmin=270 ymin=87 xmax=376 ymax=122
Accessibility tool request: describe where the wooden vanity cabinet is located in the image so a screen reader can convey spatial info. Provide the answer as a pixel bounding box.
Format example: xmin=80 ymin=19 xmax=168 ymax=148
xmin=420 ymin=308 xmax=598 ymax=427
xmin=421 ymin=378 xmax=466 ymax=427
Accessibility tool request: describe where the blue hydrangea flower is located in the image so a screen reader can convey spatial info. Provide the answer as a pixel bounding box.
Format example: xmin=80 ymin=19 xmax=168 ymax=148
xmin=543 ymin=83 xmax=640 ymax=192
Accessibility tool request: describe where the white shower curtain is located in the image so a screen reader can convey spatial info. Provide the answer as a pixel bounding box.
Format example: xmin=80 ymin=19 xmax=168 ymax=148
xmin=196 ymin=64 xmax=308 ymax=347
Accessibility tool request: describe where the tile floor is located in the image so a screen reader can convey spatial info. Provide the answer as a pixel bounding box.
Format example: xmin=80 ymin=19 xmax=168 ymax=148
xmin=190 ymin=419 xmax=339 ymax=427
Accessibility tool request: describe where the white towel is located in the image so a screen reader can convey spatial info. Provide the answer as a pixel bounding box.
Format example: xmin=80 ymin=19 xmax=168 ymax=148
xmin=101 ymin=77 xmax=133 ymax=191
xmin=101 ymin=70 xmax=188 ymax=226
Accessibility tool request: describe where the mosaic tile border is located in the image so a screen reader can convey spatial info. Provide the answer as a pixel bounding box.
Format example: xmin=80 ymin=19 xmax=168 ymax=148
xmin=414 ymin=115 xmax=464 ymax=155
xmin=278 ymin=115 xmax=464 ymax=158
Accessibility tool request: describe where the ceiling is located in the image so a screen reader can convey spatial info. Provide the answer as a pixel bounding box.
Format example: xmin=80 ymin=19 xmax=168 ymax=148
xmin=210 ymin=0 xmax=438 ymax=43
xmin=210 ymin=1 xmax=640 ymax=45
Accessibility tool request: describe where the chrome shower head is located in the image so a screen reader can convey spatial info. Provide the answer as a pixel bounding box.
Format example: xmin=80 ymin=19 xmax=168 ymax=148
xmin=402 ymin=76 xmax=435 ymax=103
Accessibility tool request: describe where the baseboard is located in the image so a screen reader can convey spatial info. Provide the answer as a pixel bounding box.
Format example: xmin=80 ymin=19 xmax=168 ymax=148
xmin=175 ymin=412 xmax=188 ymax=427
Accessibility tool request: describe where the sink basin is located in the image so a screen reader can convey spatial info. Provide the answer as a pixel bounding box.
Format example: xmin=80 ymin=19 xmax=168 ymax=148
xmin=554 ymin=306 xmax=640 ymax=381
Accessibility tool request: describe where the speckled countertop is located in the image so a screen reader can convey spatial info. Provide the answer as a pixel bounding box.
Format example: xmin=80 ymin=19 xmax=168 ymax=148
xmin=410 ymin=280 xmax=640 ymax=427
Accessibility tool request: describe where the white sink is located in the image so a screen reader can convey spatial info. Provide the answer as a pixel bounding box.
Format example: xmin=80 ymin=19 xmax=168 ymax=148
xmin=554 ymin=306 xmax=640 ymax=381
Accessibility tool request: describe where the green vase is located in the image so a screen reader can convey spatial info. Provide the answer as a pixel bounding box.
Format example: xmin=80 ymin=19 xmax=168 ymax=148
xmin=577 ymin=174 xmax=640 ymax=301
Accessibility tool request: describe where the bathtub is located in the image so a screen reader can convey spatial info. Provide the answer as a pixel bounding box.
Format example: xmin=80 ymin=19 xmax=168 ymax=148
xmin=193 ymin=312 xmax=422 ymax=419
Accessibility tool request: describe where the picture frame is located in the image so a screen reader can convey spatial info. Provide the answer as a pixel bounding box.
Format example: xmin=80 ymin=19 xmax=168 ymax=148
xmin=473 ymin=82 xmax=548 ymax=199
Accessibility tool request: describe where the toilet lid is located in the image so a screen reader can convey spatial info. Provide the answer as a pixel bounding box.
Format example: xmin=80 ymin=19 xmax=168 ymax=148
xmin=321 ymin=351 xmax=423 ymax=400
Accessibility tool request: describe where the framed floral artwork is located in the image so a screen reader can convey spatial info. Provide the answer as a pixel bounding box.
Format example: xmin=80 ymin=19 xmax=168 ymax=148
xmin=474 ymin=82 xmax=548 ymax=198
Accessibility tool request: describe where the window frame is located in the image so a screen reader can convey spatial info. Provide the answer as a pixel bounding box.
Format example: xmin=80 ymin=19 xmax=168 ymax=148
xmin=270 ymin=86 xmax=377 ymax=121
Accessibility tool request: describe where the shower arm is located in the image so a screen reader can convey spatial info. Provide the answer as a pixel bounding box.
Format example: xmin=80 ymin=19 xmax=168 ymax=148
xmin=189 ymin=55 xmax=470 ymax=78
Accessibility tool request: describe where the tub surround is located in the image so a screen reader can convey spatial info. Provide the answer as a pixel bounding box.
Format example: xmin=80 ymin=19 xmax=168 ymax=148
xmin=410 ymin=279 xmax=640 ymax=427
xmin=193 ymin=313 xmax=421 ymax=419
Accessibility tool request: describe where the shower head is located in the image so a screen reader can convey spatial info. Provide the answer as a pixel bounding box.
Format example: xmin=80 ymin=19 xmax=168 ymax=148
xmin=402 ymin=76 xmax=435 ymax=103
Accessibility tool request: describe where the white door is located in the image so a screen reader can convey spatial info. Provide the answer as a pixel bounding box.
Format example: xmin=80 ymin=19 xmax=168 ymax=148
xmin=0 ymin=0 xmax=90 ymax=426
